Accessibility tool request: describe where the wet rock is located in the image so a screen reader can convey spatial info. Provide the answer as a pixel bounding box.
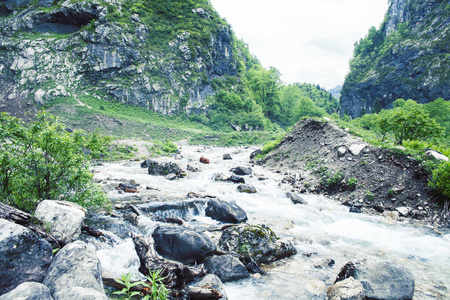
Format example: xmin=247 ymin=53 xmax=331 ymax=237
xmin=187 ymin=274 xmax=227 ymax=300
xmin=187 ymin=164 xmax=199 ymax=172
xmin=314 ymin=258 xmax=336 ymax=269
xmin=43 ymin=241 xmax=107 ymax=300
xmin=223 ymin=153 xmax=232 ymax=160
xmin=166 ymin=173 xmax=178 ymax=181
xmin=34 ymin=200 xmax=86 ymax=245
xmin=203 ymin=255 xmax=250 ymax=282
xmin=152 ymin=225 xmax=216 ymax=265
xmin=0 ymin=219 xmax=53 ymax=295
xmin=250 ymin=149 xmax=262 ymax=159
xmin=218 ymin=224 xmax=297 ymax=264
xmin=0 ymin=282 xmax=52 ymax=300
xmin=147 ymin=160 xmax=181 ymax=176
xmin=116 ymin=182 xmax=139 ymax=193
xmin=214 ymin=173 xmax=229 ymax=181
xmin=200 ymin=156 xmax=210 ymax=164
xmin=205 ymin=199 xmax=248 ymax=223
xmin=237 ymin=184 xmax=257 ymax=194
xmin=286 ymin=192 xmax=308 ymax=205
xmin=138 ymin=200 xmax=202 ymax=221
xmin=326 ymin=277 xmax=365 ymax=300
xmin=396 ymin=206 xmax=411 ymax=217
xmin=230 ymin=166 xmax=252 ymax=175
xmin=187 ymin=192 xmax=203 ymax=198
xmin=228 ymin=175 xmax=245 ymax=184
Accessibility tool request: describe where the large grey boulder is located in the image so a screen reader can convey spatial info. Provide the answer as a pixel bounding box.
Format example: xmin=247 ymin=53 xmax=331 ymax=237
xmin=0 ymin=282 xmax=53 ymax=300
xmin=218 ymin=224 xmax=297 ymax=264
xmin=0 ymin=219 xmax=52 ymax=295
xmin=237 ymin=184 xmax=257 ymax=194
xmin=230 ymin=166 xmax=252 ymax=175
xmin=43 ymin=241 xmax=107 ymax=300
xmin=146 ymin=160 xmax=181 ymax=176
xmin=34 ymin=200 xmax=86 ymax=245
xmin=326 ymin=277 xmax=365 ymax=300
xmin=205 ymin=199 xmax=248 ymax=223
xmin=152 ymin=225 xmax=216 ymax=265
xmin=352 ymin=261 xmax=415 ymax=300
xmin=203 ymin=255 xmax=250 ymax=282
xmin=187 ymin=274 xmax=227 ymax=300
xmin=286 ymin=192 xmax=308 ymax=205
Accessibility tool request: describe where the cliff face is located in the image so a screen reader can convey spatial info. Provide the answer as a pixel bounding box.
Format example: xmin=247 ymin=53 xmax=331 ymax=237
xmin=340 ymin=0 xmax=449 ymax=118
xmin=0 ymin=0 xmax=242 ymax=115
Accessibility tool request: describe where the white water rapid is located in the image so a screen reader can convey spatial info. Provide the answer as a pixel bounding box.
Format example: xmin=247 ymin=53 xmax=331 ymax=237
xmin=92 ymin=145 xmax=450 ymax=299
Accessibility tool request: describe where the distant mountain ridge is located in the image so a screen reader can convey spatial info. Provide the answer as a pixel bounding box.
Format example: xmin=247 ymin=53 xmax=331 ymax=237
xmin=340 ymin=0 xmax=449 ymax=117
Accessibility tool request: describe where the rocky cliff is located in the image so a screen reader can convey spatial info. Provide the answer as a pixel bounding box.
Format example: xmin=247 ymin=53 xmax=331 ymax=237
xmin=340 ymin=0 xmax=449 ymax=117
xmin=0 ymin=0 xmax=247 ymax=116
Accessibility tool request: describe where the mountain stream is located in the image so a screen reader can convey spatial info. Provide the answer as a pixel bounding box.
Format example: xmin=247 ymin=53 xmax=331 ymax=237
xmin=88 ymin=145 xmax=450 ymax=299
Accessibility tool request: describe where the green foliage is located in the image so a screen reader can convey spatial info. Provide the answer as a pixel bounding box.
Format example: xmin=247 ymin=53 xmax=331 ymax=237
xmin=261 ymin=136 xmax=284 ymax=155
xmin=429 ymin=161 xmax=450 ymax=200
xmin=143 ymin=269 xmax=169 ymax=300
xmin=0 ymin=111 xmax=108 ymax=212
xmin=347 ymin=177 xmax=358 ymax=189
xmin=366 ymin=191 xmax=374 ymax=201
xmin=149 ymin=141 xmax=178 ymax=156
xmin=113 ymin=272 xmax=144 ymax=299
xmin=326 ymin=171 xmax=344 ymax=188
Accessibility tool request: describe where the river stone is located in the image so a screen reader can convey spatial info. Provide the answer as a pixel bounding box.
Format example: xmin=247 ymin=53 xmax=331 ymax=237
xmin=396 ymin=206 xmax=411 ymax=217
xmin=237 ymin=184 xmax=257 ymax=194
xmin=286 ymin=192 xmax=308 ymax=205
xmin=0 ymin=282 xmax=53 ymax=300
xmin=205 ymin=199 xmax=248 ymax=223
xmin=214 ymin=173 xmax=229 ymax=181
xmin=34 ymin=200 xmax=86 ymax=245
xmin=250 ymin=149 xmax=262 ymax=159
xmin=223 ymin=153 xmax=232 ymax=160
xmin=188 ymin=274 xmax=227 ymax=300
xmin=0 ymin=219 xmax=53 ymax=295
xmin=203 ymin=255 xmax=250 ymax=282
xmin=228 ymin=174 xmax=245 ymax=184
xmin=138 ymin=200 xmax=201 ymax=221
xmin=230 ymin=166 xmax=252 ymax=175
xmin=43 ymin=241 xmax=107 ymax=300
xmin=326 ymin=277 xmax=365 ymax=300
xmin=349 ymin=144 xmax=366 ymax=156
xmin=353 ymin=261 xmax=415 ymax=300
xmin=218 ymin=224 xmax=297 ymax=264
xmin=147 ymin=160 xmax=181 ymax=176
xmin=337 ymin=146 xmax=347 ymax=157
xmin=152 ymin=225 xmax=216 ymax=264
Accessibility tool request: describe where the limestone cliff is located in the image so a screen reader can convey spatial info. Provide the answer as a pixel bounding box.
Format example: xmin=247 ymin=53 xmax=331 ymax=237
xmin=340 ymin=0 xmax=449 ymax=117
xmin=0 ymin=0 xmax=247 ymax=115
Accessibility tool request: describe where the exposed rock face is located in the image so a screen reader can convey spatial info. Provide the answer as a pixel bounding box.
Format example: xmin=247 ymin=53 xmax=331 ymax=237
xmin=34 ymin=200 xmax=86 ymax=245
xmin=0 ymin=219 xmax=53 ymax=295
xmin=218 ymin=224 xmax=297 ymax=264
xmin=203 ymin=255 xmax=250 ymax=282
xmin=340 ymin=0 xmax=449 ymax=117
xmin=43 ymin=241 xmax=107 ymax=300
xmin=152 ymin=225 xmax=216 ymax=265
xmin=0 ymin=0 xmax=240 ymax=116
xmin=0 ymin=282 xmax=53 ymax=300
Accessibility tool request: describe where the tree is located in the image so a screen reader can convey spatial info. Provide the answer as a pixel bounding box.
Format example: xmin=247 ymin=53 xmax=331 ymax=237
xmin=246 ymin=66 xmax=281 ymax=118
xmin=0 ymin=111 xmax=108 ymax=212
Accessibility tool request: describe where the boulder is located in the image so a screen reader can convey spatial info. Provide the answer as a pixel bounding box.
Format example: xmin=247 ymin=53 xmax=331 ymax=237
xmin=250 ymin=149 xmax=262 ymax=159
xmin=314 ymin=258 xmax=335 ymax=269
xmin=349 ymin=144 xmax=366 ymax=156
xmin=147 ymin=160 xmax=181 ymax=176
xmin=200 ymin=156 xmax=210 ymax=164
xmin=187 ymin=164 xmax=199 ymax=172
xmin=213 ymin=173 xmax=229 ymax=181
xmin=396 ymin=206 xmax=411 ymax=217
xmin=425 ymin=149 xmax=449 ymax=161
xmin=237 ymin=184 xmax=257 ymax=194
xmin=205 ymin=199 xmax=248 ymax=223
xmin=230 ymin=166 xmax=252 ymax=175
xmin=218 ymin=224 xmax=297 ymax=264
xmin=43 ymin=241 xmax=107 ymax=300
xmin=138 ymin=200 xmax=202 ymax=221
xmin=337 ymin=146 xmax=347 ymax=157
xmin=228 ymin=175 xmax=245 ymax=184
xmin=326 ymin=277 xmax=365 ymax=300
xmin=187 ymin=274 xmax=227 ymax=300
xmin=223 ymin=153 xmax=232 ymax=160
xmin=341 ymin=261 xmax=415 ymax=300
xmin=286 ymin=192 xmax=308 ymax=205
xmin=152 ymin=225 xmax=216 ymax=264
xmin=0 ymin=282 xmax=53 ymax=300
xmin=0 ymin=219 xmax=53 ymax=295
xmin=203 ymin=255 xmax=250 ymax=282
xmin=34 ymin=200 xmax=86 ymax=245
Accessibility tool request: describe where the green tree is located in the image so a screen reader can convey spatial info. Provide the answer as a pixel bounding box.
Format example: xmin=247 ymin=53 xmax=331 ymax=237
xmin=246 ymin=66 xmax=281 ymax=118
xmin=0 ymin=111 xmax=108 ymax=212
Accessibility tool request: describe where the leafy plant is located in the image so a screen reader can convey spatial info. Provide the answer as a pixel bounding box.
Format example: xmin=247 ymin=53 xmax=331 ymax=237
xmin=347 ymin=177 xmax=358 ymax=189
xmin=429 ymin=161 xmax=450 ymax=199
xmin=143 ymin=269 xmax=169 ymax=300
xmin=113 ymin=272 xmax=144 ymax=299
xmin=326 ymin=171 xmax=344 ymax=187
xmin=366 ymin=191 xmax=374 ymax=201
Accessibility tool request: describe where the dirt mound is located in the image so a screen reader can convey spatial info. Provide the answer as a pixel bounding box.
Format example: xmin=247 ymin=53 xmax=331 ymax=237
xmin=258 ymin=118 xmax=447 ymax=227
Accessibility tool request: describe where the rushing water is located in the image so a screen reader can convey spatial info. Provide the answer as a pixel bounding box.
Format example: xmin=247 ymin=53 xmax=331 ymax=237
xmin=90 ymin=145 xmax=450 ymax=299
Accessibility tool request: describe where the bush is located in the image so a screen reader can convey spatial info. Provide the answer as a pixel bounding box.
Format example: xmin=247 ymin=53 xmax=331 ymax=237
xmin=0 ymin=112 xmax=108 ymax=212
xmin=347 ymin=177 xmax=358 ymax=189
xmin=429 ymin=161 xmax=450 ymax=199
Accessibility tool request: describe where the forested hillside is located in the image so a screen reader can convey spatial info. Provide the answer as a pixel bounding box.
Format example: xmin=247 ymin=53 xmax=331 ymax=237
xmin=340 ymin=0 xmax=449 ymax=117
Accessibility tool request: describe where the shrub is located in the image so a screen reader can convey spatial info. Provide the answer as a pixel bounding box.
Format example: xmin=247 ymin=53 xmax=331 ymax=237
xmin=429 ymin=161 xmax=450 ymax=199
xmin=325 ymin=171 xmax=344 ymax=187
xmin=0 ymin=111 xmax=108 ymax=212
xmin=347 ymin=177 xmax=358 ymax=189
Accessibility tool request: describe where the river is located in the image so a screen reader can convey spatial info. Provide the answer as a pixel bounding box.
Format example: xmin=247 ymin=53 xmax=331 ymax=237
xmin=89 ymin=145 xmax=450 ymax=299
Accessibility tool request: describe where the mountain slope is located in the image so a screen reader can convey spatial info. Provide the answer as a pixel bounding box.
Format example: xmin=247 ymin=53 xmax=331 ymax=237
xmin=0 ymin=0 xmax=257 ymax=117
xmin=340 ymin=0 xmax=449 ymax=117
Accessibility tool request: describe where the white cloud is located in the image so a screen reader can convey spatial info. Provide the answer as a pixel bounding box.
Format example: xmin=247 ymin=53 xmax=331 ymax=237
xmin=210 ymin=0 xmax=389 ymax=89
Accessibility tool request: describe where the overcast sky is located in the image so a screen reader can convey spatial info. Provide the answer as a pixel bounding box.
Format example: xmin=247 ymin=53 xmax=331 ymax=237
xmin=209 ymin=0 xmax=389 ymax=90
